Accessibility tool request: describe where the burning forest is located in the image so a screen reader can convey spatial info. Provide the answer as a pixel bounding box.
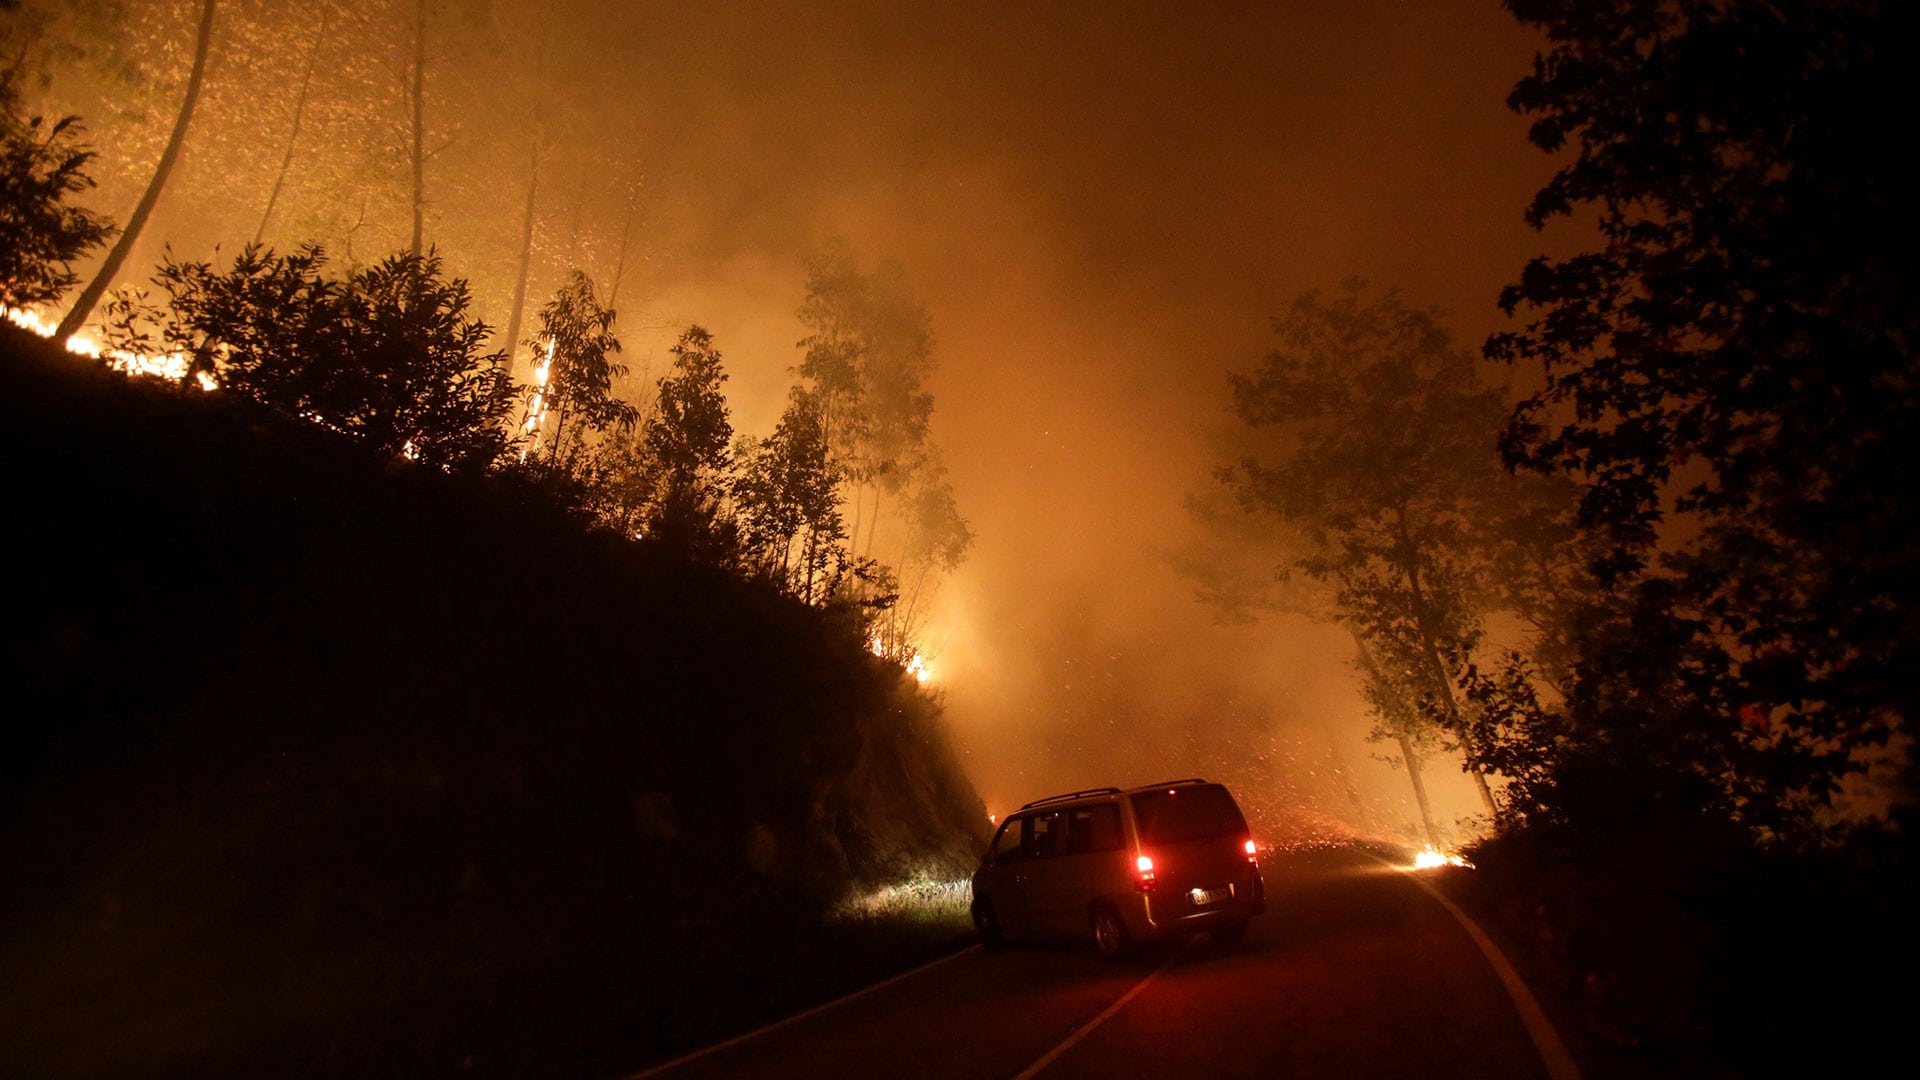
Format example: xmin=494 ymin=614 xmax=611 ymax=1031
xmin=2 ymin=1 xmax=1914 ymax=1076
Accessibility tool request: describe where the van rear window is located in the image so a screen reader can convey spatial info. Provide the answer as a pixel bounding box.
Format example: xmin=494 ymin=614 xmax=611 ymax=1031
xmin=1130 ymin=785 xmax=1246 ymax=845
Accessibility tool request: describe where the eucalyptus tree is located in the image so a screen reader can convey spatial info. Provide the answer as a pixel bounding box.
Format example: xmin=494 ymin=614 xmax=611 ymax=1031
xmin=522 ymin=268 xmax=634 ymax=470
xmin=794 ymin=249 xmax=936 ymax=556
xmin=54 ymin=0 xmax=213 ymax=343
xmin=628 ymin=324 xmax=740 ymax=558
xmin=1223 ymin=281 xmax=1519 ymax=820
xmin=734 ymin=386 xmax=845 ymax=603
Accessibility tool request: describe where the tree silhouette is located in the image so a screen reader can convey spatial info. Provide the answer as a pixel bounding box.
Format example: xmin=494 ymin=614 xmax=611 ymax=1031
xmin=112 ymin=243 xmax=514 ymax=472
xmin=0 ymin=75 xmax=113 ymax=310
xmin=54 ymin=0 xmax=214 ymax=343
xmin=646 ymin=325 xmax=733 ymax=485
xmin=632 ymin=324 xmax=739 ymax=560
xmin=522 ymin=269 xmax=634 ymax=469
xmin=1225 ymin=282 xmax=1525 ymax=821
xmin=735 ymin=386 xmax=845 ymax=602
xmin=1487 ymin=0 xmax=1919 ymax=837
xmin=795 ymin=250 xmax=937 ymax=555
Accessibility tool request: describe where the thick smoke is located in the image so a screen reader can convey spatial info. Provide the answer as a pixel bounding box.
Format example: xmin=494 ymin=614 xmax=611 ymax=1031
xmin=26 ymin=0 xmax=1567 ymax=845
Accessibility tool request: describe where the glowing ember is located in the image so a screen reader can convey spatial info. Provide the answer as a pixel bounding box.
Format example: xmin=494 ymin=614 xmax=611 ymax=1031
xmin=1412 ymin=847 xmax=1470 ymax=870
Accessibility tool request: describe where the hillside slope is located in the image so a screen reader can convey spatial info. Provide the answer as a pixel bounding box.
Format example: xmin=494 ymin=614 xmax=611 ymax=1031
xmin=0 ymin=324 xmax=988 ymax=1078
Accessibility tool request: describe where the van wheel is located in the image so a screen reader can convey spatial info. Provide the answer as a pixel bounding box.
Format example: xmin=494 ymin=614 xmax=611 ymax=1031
xmin=1090 ymin=905 xmax=1132 ymax=960
xmin=1212 ymin=920 xmax=1249 ymax=947
xmin=973 ymin=899 xmax=1007 ymax=949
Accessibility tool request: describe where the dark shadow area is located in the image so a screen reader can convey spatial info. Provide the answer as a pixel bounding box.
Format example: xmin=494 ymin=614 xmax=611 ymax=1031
xmin=0 ymin=324 xmax=986 ymax=1079
xmin=1444 ymin=825 xmax=1916 ymax=1079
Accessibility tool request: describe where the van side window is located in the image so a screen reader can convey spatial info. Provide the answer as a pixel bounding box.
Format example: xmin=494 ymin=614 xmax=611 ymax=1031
xmin=992 ymin=817 xmax=1028 ymax=864
xmin=1068 ymin=803 xmax=1123 ymax=853
xmin=1027 ymin=810 xmax=1066 ymax=858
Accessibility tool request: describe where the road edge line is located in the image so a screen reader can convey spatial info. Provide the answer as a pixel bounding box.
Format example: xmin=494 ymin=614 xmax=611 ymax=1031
xmin=622 ymin=942 xmax=983 ymax=1079
xmin=1009 ymin=941 xmax=1190 ymax=1080
xmin=1367 ymin=851 xmax=1585 ymax=1080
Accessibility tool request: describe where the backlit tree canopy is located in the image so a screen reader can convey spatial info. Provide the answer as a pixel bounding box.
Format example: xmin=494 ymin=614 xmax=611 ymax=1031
xmin=0 ymin=76 xmax=113 ymax=309
xmin=114 ymin=243 xmax=515 ymax=471
xmin=1225 ymin=282 xmax=1521 ymax=819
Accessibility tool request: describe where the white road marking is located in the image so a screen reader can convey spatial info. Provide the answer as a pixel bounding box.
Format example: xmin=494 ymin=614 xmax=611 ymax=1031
xmin=1008 ymin=941 xmax=1192 ymax=1080
xmin=622 ymin=944 xmax=982 ymax=1078
xmin=1369 ymin=851 xmax=1586 ymax=1080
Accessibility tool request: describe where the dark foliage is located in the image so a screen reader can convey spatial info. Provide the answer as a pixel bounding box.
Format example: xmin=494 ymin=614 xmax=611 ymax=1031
xmin=1486 ymin=0 xmax=1920 ymax=839
xmin=0 ymin=324 xmax=984 ymax=1078
xmin=112 ymin=244 xmax=516 ymax=472
xmin=736 ymin=385 xmax=848 ymax=602
xmin=523 ymin=269 xmax=634 ymax=469
xmin=0 ymin=76 xmax=114 ymax=310
xmin=1459 ymin=822 xmax=1915 ymax=1077
xmin=646 ymin=324 xmax=733 ymax=483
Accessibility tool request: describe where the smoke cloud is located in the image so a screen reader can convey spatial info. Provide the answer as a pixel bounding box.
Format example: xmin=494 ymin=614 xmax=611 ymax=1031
xmin=30 ymin=0 xmax=1573 ymax=843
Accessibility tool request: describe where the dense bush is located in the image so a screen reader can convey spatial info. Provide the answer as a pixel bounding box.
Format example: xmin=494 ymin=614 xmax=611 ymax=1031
xmin=108 ymin=244 xmax=516 ymax=471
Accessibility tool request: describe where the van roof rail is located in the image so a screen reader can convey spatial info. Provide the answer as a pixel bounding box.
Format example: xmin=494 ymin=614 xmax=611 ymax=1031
xmin=1135 ymin=777 xmax=1209 ymax=790
xmin=1020 ymin=786 xmax=1122 ymax=810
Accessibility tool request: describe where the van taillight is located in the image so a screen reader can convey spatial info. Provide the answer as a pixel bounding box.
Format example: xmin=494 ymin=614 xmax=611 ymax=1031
xmin=1134 ymin=854 xmax=1156 ymax=891
xmin=1244 ymin=839 xmax=1258 ymax=858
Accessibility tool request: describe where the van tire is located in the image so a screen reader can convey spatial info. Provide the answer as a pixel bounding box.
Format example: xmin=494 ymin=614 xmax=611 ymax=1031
xmin=973 ymin=899 xmax=1007 ymax=949
xmin=1090 ymin=904 xmax=1132 ymax=960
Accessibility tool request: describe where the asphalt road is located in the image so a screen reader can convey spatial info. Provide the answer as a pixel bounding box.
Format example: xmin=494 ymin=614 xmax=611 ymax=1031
xmin=629 ymin=843 xmax=1576 ymax=1080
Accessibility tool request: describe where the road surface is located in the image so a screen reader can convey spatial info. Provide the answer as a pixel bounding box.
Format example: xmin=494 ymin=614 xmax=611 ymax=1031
xmin=630 ymin=843 xmax=1575 ymax=1080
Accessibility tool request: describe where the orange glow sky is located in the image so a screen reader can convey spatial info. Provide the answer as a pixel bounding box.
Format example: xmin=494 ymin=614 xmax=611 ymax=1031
xmin=27 ymin=0 xmax=1581 ymax=844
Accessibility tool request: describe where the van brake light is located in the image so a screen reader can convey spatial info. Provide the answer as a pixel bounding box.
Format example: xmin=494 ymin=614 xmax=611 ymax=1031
xmin=1134 ymin=854 xmax=1156 ymax=891
xmin=1244 ymin=839 xmax=1258 ymax=857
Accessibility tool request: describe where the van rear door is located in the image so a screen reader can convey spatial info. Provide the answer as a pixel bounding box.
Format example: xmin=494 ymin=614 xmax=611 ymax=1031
xmin=1128 ymin=784 xmax=1255 ymax=916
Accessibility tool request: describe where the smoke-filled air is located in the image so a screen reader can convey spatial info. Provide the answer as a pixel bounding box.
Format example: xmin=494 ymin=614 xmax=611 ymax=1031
xmin=9 ymin=0 xmax=1565 ymax=837
xmin=5 ymin=1 xmax=1912 ymax=1077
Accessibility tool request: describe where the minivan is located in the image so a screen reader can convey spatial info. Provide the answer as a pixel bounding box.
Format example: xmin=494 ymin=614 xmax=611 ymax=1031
xmin=970 ymin=778 xmax=1265 ymax=958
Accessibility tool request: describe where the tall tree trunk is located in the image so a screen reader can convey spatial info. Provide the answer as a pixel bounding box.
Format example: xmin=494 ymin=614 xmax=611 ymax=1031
xmin=848 ymin=484 xmax=866 ymax=559
xmin=1349 ymin=625 xmax=1439 ymax=848
xmin=500 ymin=39 xmax=550 ymax=375
xmin=57 ymin=0 xmax=217 ymax=342
xmin=605 ymin=182 xmax=642 ymax=311
xmin=1316 ymin=712 xmax=1377 ymax=833
xmin=501 ymin=134 xmax=541 ymax=377
xmin=407 ymin=0 xmax=426 ymax=257
xmin=802 ymin=527 xmax=817 ymax=603
xmin=1395 ymin=732 xmax=1440 ymax=850
xmin=253 ymin=9 xmax=328 ymax=246
xmin=862 ymin=487 xmax=883 ymax=558
xmin=1400 ymin=545 xmax=1501 ymax=820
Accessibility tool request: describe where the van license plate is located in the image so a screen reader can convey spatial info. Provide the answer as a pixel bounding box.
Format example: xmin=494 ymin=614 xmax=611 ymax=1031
xmin=1190 ymin=886 xmax=1231 ymax=907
